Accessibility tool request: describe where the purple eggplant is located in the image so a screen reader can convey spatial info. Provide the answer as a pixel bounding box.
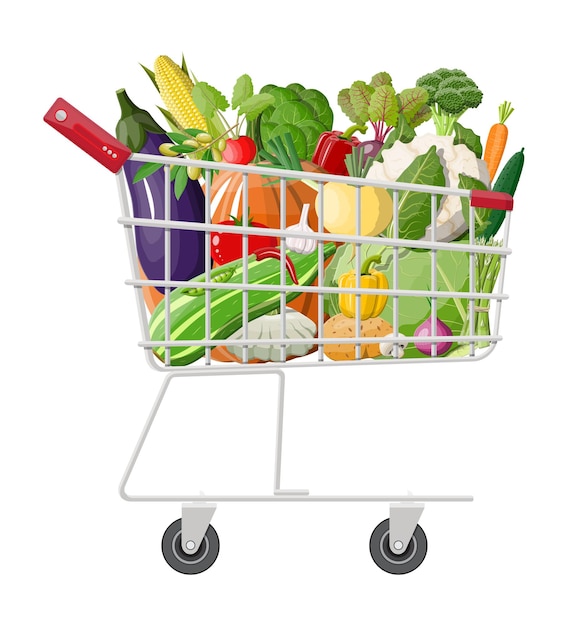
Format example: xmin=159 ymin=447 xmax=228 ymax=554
xmin=116 ymin=88 xmax=206 ymax=293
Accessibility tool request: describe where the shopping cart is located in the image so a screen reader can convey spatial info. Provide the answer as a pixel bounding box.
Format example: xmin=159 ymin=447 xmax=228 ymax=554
xmin=44 ymin=97 xmax=514 ymax=575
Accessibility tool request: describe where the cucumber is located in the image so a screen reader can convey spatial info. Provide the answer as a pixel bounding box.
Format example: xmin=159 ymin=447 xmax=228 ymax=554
xmin=482 ymin=147 xmax=524 ymax=240
xmin=149 ymin=243 xmax=336 ymax=366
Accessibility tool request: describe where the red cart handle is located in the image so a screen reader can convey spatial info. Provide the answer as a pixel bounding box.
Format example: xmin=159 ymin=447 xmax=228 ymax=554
xmin=44 ymin=97 xmax=131 ymax=173
xmin=470 ymin=189 xmax=513 ymax=211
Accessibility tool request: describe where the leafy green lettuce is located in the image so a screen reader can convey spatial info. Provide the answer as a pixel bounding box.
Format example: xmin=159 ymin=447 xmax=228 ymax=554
xmin=386 ymin=145 xmax=446 ymax=240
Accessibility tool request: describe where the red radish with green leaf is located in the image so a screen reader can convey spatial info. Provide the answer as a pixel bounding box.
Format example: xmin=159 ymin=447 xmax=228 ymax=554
xmin=191 ymin=73 xmax=273 ymax=165
xmin=222 ymin=136 xmax=257 ymax=164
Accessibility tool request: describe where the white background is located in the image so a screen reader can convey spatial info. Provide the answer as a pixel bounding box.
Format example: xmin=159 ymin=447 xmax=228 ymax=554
xmin=2 ymin=1 xmax=565 ymax=623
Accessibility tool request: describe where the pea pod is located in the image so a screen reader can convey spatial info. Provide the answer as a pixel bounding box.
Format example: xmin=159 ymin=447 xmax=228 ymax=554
xmin=149 ymin=243 xmax=336 ymax=366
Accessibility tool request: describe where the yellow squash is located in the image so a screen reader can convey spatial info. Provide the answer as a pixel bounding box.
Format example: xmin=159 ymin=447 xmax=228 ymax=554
xmin=314 ymin=182 xmax=393 ymax=237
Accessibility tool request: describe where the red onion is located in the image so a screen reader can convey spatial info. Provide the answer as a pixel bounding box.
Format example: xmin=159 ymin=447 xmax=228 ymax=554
xmin=414 ymin=315 xmax=453 ymax=356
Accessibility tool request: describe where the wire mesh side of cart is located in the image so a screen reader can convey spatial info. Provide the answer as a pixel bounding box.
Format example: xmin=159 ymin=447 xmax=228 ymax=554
xmin=116 ymin=153 xmax=513 ymax=372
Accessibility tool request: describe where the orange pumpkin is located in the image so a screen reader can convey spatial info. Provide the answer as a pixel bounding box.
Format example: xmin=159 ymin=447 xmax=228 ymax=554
xmin=208 ymin=160 xmax=325 ymax=231
xmin=206 ymin=160 xmax=333 ymax=326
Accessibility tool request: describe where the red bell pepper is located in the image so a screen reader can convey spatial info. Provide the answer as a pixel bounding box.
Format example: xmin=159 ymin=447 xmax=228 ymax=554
xmin=312 ymin=124 xmax=367 ymax=176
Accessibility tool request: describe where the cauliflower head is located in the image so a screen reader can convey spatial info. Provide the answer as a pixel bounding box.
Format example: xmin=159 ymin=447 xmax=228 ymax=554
xmin=367 ymin=134 xmax=490 ymax=242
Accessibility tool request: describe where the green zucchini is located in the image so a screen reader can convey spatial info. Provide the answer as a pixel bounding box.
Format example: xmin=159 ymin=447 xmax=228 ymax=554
xmin=481 ymin=147 xmax=524 ymax=240
xmin=149 ymin=243 xmax=336 ymax=366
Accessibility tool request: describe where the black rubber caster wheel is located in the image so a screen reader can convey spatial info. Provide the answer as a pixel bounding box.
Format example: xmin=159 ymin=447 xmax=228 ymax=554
xmin=161 ymin=519 xmax=220 ymax=574
xmin=369 ymin=518 xmax=427 ymax=575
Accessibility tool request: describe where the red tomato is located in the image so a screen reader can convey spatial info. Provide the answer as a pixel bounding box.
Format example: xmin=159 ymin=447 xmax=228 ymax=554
xmin=211 ymin=218 xmax=277 ymax=265
xmin=222 ymin=136 xmax=257 ymax=164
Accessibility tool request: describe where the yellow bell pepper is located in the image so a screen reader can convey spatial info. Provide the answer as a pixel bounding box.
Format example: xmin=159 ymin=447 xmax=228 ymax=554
xmin=338 ymin=254 xmax=389 ymax=320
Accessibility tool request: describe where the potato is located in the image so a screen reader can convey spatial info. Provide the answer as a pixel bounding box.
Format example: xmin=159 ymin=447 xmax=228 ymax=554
xmin=323 ymin=314 xmax=394 ymax=361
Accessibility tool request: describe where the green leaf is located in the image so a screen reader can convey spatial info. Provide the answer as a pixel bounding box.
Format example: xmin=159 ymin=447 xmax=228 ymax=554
xmin=238 ymin=93 xmax=276 ymax=121
xmin=184 ymin=128 xmax=209 ymax=137
xmin=338 ymin=88 xmax=363 ymax=124
xmin=232 ymin=74 xmax=254 ymax=110
xmin=167 ymin=131 xmax=191 ymax=143
xmin=174 ymin=163 xmax=189 ymax=199
xmin=459 ymin=173 xmax=490 ymax=235
xmin=157 ymin=105 xmax=183 ymax=132
xmin=388 ymin=145 xmax=446 ymax=240
xmin=133 ymin=161 xmax=163 ymax=183
xmin=259 ymin=104 xmax=275 ymax=123
xmin=376 ymin=116 xmax=416 ymax=162
xmin=168 ymin=144 xmax=196 ymax=154
xmin=286 ymin=82 xmax=306 ymax=94
xmin=369 ymin=72 xmax=393 ymax=88
xmin=192 ymin=82 xmax=229 ymax=118
xmin=260 ymin=120 xmax=277 ymax=148
xmin=408 ymin=104 xmax=432 ymax=129
xmin=454 ymin=123 xmax=483 ymax=158
xmin=398 ymin=87 xmax=429 ymax=126
xmin=140 ymin=63 xmax=158 ymax=92
xmin=262 ymin=85 xmax=298 ymax=107
xmin=296 ymin=119 xmax=326 ymax=160
xmin=349 ymin=81 xmax=374 ymax=123
xmin=270 ymin=101 xmax=313 ymax=126
xmin=368 ymin=84 xmax=398 ymax=126
xmin=180 ymin=54 xmax=189 ymax=75
xmin=297 ymin=88 xmax=334 ymax=129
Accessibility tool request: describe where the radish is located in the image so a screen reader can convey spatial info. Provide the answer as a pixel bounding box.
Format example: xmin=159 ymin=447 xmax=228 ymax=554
xmin=414 ymin=314 xmax=454 ymax=356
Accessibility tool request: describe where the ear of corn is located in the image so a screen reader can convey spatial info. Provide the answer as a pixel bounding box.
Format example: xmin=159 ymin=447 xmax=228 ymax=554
xmin=154 ymin=55 xmax=207 ymax=132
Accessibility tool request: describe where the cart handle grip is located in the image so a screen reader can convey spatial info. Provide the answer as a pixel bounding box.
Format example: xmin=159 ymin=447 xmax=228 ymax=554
xmin=470 ymin=189 xmax=513 ymax=211
xmin=44 ymin=97 xmax=131 ymax=174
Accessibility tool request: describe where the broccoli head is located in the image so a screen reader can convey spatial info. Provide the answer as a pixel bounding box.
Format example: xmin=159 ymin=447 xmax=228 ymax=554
xmin=416 ymin=68 xmax=483 ymax=135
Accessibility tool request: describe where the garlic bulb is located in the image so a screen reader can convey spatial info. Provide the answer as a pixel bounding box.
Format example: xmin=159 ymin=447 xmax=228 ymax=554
xmin=285 ymin=203 xmax=317 ymax=254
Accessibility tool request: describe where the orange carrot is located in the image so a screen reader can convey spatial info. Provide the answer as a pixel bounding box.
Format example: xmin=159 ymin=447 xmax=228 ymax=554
xmin=484 ymin=101 xmax=514 ymax=182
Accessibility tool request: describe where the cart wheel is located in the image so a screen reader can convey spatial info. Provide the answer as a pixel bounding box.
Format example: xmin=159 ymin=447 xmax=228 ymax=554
xmin=369 ymin=519 xmax=427 ymax=575
xmin=161 ymin=519 xmax=220 ymax=575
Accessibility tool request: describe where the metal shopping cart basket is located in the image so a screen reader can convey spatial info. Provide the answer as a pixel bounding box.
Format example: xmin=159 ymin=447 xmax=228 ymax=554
xmin=44 ymin=97 xmax=514 ymax=575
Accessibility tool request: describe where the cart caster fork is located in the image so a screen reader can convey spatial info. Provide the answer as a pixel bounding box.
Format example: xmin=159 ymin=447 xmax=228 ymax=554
xmin=161 ymin=503 xmax=219 ymax=574
xmin=369 ymin=503 xmax=427 ymax=575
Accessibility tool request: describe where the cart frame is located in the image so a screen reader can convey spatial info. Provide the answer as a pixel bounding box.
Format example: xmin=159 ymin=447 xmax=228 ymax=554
xmin=45 ymin=98 xmax=514 ymax=574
